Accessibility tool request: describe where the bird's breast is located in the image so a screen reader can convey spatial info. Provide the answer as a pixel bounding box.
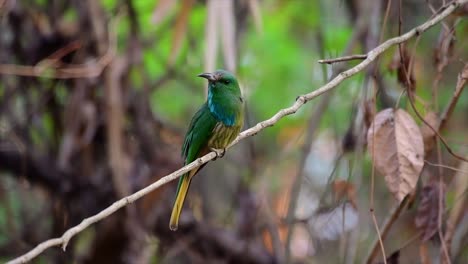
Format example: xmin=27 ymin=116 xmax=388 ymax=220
xmin=208 ymin=122 xmax=242 ymax=149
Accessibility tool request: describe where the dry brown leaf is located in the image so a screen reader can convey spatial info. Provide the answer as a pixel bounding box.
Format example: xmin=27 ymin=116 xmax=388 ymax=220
xmin=168 ymin=0 xmax=194 ymax=65
xmin=368 ymin=108 xmax=424 ymax=201
xmin=415 ymin=181 xmax=446 ymax=241
xmin=151 ymin=0 xmax=177 ymax=25
xmin=261 ymin=229 xmax=275 ymax=254
xmin=364 ymin=99 xmax=376 ymax=129
xmin=332 ymin=180 xmax=357 ymax=209
xmin=420 ymin=111 xmax=440 ymax=155
xmin=388 ymin=46 xmax=416 ymax=96
xmin=419 ymin=243 xmax=431 ymax=264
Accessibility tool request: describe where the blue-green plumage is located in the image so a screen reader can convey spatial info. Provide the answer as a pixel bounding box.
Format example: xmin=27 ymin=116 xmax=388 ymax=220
xmin=181 ymin=103 xmax=217 ymax=161
xmin=170 ymin=70 xmax=244 ymax=231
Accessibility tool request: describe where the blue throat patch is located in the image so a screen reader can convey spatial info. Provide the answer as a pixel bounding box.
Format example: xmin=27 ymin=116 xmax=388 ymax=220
xmin=208 ymin=91 xmax=235 ymax=126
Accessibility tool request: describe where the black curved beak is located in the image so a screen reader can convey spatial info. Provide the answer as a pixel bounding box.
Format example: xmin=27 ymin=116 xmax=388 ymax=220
xmin=197 ymin=72 xmax=216 ymax=82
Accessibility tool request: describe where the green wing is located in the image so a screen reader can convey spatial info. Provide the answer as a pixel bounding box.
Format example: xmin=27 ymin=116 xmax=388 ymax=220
xmin=170 ymin=103 xmax=218 ymax=230
xmin=182 ymin=103 xmax=217 ymax=164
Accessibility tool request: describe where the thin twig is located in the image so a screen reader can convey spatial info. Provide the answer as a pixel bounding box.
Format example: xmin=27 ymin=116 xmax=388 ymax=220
xmin=443 ymin=158 xmax=468 ymax=260
xmin=397 ymin=1 xmax=468 ymax=164
xmin=284 ymin=11 xmax=367 ymax=262
xmin=366 ymin=62 xmax=468 ymax=264
xmin=0 ymin=50 xmax=114 ymax=79
xmin=368 ymin=1 xmax=388 ymax=263
xmin=369 ymin=74 xmax=387 ymax=264
xmin=440 ymin=64 xmax=468 ymax=130
xmin=425 ymin=160 xmax=468 ymax=174
xmin=7 ymin=1 xmax=468 ymax=262
xmin=366 ymin=198 xmax=411 ymax=263
xmin=318 ymin=54 xmax=367 ymax=64
xmin=425 ymin=0 xmax=452 ymax=31
xmin=406 ymin=68 xmax=468 ymax=163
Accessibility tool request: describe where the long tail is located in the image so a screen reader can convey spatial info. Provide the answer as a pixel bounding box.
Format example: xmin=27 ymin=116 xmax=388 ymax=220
xmin=169 ymin=173 xmax=192 ymax=231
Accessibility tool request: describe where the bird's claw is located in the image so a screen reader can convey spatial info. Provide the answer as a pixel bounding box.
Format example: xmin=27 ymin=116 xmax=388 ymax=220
xmin=210 ymin=148 xmax=225 ymax=159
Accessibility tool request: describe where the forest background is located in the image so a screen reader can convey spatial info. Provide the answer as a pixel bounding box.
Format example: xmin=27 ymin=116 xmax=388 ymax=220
xmin=0 ymin=0 xmax=468 ymax=263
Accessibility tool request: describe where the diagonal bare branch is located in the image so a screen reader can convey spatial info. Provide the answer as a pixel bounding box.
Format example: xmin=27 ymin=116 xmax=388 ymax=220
xmin=7 ymin=1 xmax=468 ymax=263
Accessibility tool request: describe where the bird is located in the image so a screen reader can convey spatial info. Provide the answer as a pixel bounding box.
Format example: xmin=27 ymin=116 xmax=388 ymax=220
xmin=169 ymin=69 xmax=244 ymax=231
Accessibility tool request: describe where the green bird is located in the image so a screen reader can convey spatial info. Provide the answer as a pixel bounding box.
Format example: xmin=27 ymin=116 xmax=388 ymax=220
xmin=169 ymin=70 xmax=244 ymax=231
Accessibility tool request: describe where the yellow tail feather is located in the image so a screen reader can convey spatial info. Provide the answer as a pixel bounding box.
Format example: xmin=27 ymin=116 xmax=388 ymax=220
xmin=169 ymin=174 xmax=192 ymax=231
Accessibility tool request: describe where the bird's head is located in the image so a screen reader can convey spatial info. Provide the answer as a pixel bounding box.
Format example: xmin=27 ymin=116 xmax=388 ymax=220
xmin=198 ymin=69 xmax=241 ymax=97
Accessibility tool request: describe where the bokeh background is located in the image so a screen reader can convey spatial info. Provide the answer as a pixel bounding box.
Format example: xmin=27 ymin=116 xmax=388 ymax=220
xmin=0 ymin=0 xmax=467 ymax=263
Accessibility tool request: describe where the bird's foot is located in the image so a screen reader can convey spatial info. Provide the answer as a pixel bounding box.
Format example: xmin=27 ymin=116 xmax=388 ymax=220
xmin=210 ymin=148 xmax=225 ymax=159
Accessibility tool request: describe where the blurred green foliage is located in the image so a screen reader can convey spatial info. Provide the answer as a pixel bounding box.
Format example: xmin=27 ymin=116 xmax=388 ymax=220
xmin=26 ymin=0 xmax=467 ymax=154
xmin=127 ymin=0 xmax=361 ymax=146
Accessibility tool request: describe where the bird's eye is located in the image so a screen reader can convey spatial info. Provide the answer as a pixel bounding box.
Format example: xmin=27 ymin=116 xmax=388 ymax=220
xmin=223 ymin=80 xmax=230 ymax=84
